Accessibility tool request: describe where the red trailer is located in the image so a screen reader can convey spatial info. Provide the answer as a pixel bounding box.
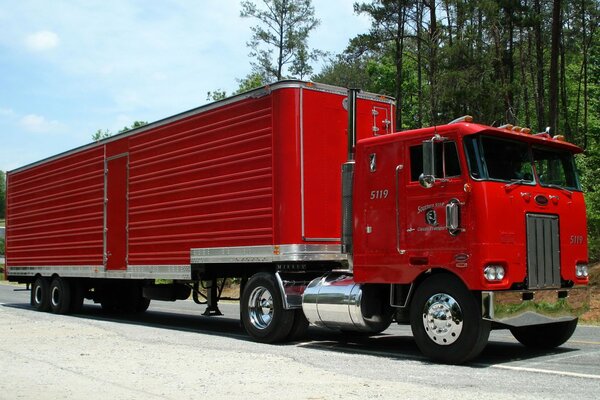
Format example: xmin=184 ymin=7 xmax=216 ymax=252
xmin=5 ymin=81 xmax=589 ymax=363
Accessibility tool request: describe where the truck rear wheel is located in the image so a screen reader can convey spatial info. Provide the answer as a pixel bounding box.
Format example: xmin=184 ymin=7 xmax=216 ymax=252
xmin=241 ymin=273 xmax=294 ymax=343
xmin=50 ymin=277 xmax=72 ymax=314
xmin=510 ymin=319 xmax=577 ymax=349
xmin=31 ymin=277 xmax=51 ymax=312
xmin=287 ymin=309 xmax=310 ymax=341
xmin=410 ymin=274 xmax=490 ymax=364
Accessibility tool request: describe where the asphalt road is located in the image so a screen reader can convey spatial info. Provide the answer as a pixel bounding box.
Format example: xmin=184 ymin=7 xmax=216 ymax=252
xmin=1 ymin=282 xmax=599 ymax=399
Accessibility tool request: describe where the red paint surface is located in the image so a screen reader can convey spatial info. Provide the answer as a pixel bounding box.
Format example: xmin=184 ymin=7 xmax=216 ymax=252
xmin=6 ymin=84 xmax=394 ymax=269
xmin=353 ymin=123 xmax=588 ymax=289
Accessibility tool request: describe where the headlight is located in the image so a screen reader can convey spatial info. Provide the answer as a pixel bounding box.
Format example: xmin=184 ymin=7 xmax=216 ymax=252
xmin=576 ymin=264 xmax=589 ymax=278
xmin=484 ymin=265 xmax=505 ymax=282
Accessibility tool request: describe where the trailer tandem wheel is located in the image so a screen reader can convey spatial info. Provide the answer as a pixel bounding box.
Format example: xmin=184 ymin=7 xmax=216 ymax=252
xmin=50 ymin=277 xmax=72 ymax=314
xmin=241 ymin=272 xmax=295 ymax=343
xmin=31 ymin=276 xmax=51 ymax=312
xmin=409 ymin=274 xmax=490 ymax=364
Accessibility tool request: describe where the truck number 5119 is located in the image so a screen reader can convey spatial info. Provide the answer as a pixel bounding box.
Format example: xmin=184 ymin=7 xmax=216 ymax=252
xmin=370 ymin=189 xmax=389 ymax=200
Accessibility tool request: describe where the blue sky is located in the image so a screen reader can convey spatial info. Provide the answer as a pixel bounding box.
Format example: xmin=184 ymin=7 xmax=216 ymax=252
xmin=0 ymin=0 xmax=371 ymax=172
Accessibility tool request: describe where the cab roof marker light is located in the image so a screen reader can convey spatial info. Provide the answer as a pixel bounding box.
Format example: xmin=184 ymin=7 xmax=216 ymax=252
xmin=498 ymin=124 xmax=513 ymax=130
xmin=449 ymin=115 xmax=473 ymax=124
xmin=553 ymin=135 xmax=566 ymax=141
xmin=521 ymin=128 xmax=531 ymax=134
xmin=512 ymin=126 xmax=523 ymax=132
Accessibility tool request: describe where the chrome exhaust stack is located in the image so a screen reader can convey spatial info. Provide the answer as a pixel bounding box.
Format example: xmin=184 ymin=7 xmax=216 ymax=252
xmin=341 ymin=89 xmax=360 ymax=262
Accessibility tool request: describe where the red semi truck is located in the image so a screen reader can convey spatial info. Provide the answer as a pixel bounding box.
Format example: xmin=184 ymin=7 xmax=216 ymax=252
xmin=5 ymin=80 xmax=589 ymax=363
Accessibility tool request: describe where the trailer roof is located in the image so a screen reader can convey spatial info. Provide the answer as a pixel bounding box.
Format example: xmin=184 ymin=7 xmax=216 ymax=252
xmin=10 ymin=80 xmax=395 ymax=175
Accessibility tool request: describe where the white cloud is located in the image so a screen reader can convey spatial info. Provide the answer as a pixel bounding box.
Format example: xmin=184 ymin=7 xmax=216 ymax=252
xmin=25 ymin=30 xmax=60 ymax=51
xmin=20 ymin=114 xmax=61 ymax=133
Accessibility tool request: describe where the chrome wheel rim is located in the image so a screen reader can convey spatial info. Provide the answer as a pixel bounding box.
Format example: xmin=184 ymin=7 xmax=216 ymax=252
xmin=51 ymin=286 xmax=60 ymax=307
xmin=35 ymin=285 xmax=43 ymax=305
xmin=422 ymin=293 xmax=463 ymax=345
xmin=248 ymin=286 xmax=274 ymax=330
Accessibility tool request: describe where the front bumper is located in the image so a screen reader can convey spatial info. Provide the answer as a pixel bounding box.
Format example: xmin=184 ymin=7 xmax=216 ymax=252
xmin=482 ymin=286 xmax=590 ymax=327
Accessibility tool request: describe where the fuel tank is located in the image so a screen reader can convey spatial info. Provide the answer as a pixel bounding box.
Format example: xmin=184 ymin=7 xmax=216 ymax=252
xmin=302 ymin=272 xmax=393 ymax=333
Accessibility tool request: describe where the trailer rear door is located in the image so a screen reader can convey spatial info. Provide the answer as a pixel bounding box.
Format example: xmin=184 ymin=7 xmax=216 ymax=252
xmin=105 ymin=154 xmax=128 ymax=271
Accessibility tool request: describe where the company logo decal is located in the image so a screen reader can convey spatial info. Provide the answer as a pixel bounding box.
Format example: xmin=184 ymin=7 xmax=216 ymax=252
xmin=425 ymin=209 xmax=438 ymax=226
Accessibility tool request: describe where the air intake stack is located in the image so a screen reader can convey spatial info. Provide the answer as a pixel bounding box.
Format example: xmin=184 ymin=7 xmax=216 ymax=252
xmin=341 ymin=88 xmax=360 ymax=262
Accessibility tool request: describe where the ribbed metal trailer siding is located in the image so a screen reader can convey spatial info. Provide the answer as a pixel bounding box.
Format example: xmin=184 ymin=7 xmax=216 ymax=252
xmin=5 ymin=81 xmax=395 ymax=278
xmin=6 ymin=147 xmax=105 ymax=266
xmin=127 ymin=95 xmax=274 ymax=265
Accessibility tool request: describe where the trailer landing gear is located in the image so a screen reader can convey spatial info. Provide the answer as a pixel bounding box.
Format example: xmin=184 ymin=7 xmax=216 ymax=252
xmin=202 ymin=279 xmax=223 ymax=316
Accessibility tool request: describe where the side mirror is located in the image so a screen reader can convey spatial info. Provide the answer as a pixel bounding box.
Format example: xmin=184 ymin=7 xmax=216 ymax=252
xmin=419 ymin=140 xmax=436 ymax=189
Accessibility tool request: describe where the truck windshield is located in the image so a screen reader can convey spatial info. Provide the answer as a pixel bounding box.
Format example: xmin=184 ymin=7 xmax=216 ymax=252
xmin=464 ymin=135 xmax=581 ymax=191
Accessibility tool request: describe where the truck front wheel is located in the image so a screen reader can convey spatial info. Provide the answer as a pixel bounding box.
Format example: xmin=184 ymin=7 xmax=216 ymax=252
xmin=241 ymin=273 xmax=294 ymax=343
xmin=31 ymin=277 xmax=51 ymax=312
xmin=510 ymin=320 xmax=577 ymax=349
xmin=410 ymin=274 xmax=490 ymax=364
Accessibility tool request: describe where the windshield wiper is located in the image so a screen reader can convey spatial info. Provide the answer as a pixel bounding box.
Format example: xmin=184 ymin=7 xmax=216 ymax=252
xmin=504 ymin=179 xmax=531 ymax=191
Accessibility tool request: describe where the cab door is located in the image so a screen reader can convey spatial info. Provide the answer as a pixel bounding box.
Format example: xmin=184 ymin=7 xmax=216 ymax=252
xmin=402 ymin=136 xmax=469 ymax=269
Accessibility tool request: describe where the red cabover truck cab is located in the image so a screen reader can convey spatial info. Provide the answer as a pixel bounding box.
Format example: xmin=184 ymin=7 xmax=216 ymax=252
xmin=351 ymin=118 xmax=589 ymax=362
xmin=5 ymin=82 xmax=589 ymax=364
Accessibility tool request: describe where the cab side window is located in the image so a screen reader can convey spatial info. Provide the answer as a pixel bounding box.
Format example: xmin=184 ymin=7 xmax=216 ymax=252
xmin=410 ymin=141 xmax=461 ymax=181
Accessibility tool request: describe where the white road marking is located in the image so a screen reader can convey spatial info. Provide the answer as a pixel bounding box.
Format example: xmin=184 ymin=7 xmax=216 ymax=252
xmin=491 ymin=364 xmax=600 ymax=380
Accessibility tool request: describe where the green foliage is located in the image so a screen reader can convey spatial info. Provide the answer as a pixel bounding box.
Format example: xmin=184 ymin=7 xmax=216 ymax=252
xmin=314 ymin=0 xmax=600 ymax=259
xmin=92 ymin=121 xmax=148 ymax=141
xmin=234 ymin=72 xmax=266 ymax=94
xmin=577 ymin=143 xmax=600 ymax=262
xmin=240 ymin=0 xmax=320 ymax=81
xmin=92 ymin=129 xmax=112 ymax=142
xmin=206 ymin=89 xmax=228 ymax=102
xmin=118 ymin=121 xmax=148 ymax=134
xmin=0 ymin=237 xmax=4 ymax=256
xmin=0 ymin=170 xmax=5 ymax=220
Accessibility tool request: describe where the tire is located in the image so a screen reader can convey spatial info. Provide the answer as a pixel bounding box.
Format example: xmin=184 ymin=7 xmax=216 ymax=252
xmin=410 ymin=274 xmax=490 ymax=364
xmin=286 ymin=310 xmax=309 ymax=341
xmin=241 ymin=272 xmax=294 ymax=343
xmin=50 ymin=277 xmax=72 ymax=314
xmin=510 ymin=319 xmax=577 ymax=349
xmin=30 ymin=277 xmax=51 ymax=312
xmin=135 ymin=297 xmax=151 ymax=313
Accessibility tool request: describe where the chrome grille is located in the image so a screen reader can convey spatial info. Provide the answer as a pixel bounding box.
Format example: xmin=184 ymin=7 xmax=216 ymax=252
xmin=526 ymin=214 xmax=561 ymax=289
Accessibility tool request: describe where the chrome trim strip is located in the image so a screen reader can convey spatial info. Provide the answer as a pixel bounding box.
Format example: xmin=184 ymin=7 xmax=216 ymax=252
xmin=190 ymin=244 xmax=347 ymax=264
xmin=7 ymin=265 xmax=191 ymax=280
xmin=482 ymin=287 xmax=589 ymax=327
xmin=10 ymin=80 xmax=394 ymax=175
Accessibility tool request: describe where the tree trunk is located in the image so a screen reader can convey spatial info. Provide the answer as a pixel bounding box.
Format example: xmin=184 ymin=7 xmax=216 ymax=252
xmin=416 ymin=1 xmax=423 ymax=128
xmin=395 ymin=2 xmax=406 ymax=130
xmin=534 ymin=0 xmax=546 ymax=131
xmin=519 ymin=15 xmax=531 ymax=128
xmin=425 ymin=0 xmax=439 ymax=125
xmin=548 ymin=0 xmax=561 ymax=135
xmin=559 ymin=35 xmax=572 ymax=140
